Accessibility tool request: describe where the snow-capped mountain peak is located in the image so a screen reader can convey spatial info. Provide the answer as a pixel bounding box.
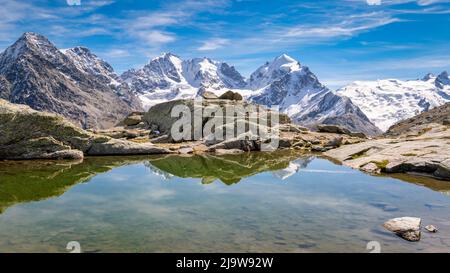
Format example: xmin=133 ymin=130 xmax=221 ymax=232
xmin=436 ymin=71 xmax=449 ymax=88
xmin=121 ymin=54 xmax=246 ymax=109
xmin=0 ymin=32 xmax=60 ymax=65
xmin=422 ymin=73 xmax=435 ymax=81
xmin=337 ymin=72 xmax=450 ymax=131
xmin=247 ymin=56 xmax=381 ymax=135
xmin=247 ymin=54 xmax=302 ymax=90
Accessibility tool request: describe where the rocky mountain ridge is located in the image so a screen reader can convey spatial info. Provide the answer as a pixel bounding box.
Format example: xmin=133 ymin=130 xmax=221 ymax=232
xmin=0 ymin=32 xmax=142 ymax=129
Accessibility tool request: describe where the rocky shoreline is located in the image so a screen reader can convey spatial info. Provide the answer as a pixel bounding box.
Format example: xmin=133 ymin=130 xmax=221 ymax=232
xmin=1 ymin=97 xmax=449 ymax=180
xmin=325 ymin=103 xmax=450 ymax=181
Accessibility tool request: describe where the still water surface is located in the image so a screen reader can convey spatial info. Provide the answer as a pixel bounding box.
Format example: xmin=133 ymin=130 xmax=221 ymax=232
xmin=0 ymin=151 xmax=449 ymax=252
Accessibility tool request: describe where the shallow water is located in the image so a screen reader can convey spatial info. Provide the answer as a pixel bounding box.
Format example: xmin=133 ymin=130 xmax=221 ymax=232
xmin=0 ymin=151 xmax=449 ymax=253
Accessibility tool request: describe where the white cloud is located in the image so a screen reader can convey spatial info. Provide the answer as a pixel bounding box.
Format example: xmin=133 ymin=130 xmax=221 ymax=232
xmin=284 ymin=17 xmax=401 ymax=39
xmin=417 ymin=0 xmax=450 ymax=5
xmin=103 ymin=49 xmax=130 ymax=58
xmin=132 ymin=13 xmax=181 ymax=29
xmin=67 ymin=0 xmax=81 ymax=6
xmin=136 ymin=30 xmax=176 ymax=44
xmin=198 ymin=38 xmax=230 ymax=51
xmin=366 ymin=0 xmax=382 ymax=5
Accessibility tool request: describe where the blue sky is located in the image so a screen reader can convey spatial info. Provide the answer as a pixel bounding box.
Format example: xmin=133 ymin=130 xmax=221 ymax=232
xmin=0 ymin=0 xmax=449 ymax=89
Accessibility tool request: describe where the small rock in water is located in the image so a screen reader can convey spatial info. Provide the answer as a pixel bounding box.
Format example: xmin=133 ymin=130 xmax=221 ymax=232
xmin=369 ymin=202 xmax=398 ymax=212
xmin=383 ymin=217 xmax=421 ymax=242
xmin=425 ymin=225 xmax=438 ymax=233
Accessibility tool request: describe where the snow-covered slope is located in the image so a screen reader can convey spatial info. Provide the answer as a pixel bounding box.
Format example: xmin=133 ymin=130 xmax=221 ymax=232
xmin=336 ymin=72 xmax=450 ymax=131
xmin=248 ymin=55 xmax=382 ymax=135
xmin=121 ymin=53 xmax=247 ymax=109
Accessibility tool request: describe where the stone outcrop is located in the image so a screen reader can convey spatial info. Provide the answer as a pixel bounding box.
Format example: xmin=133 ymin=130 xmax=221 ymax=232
xmin=386 ymin=102 xmax=450 ymax=137
xmin=0 ymin=99 xmax=170 ymax=160
xmin=201 ymin=91 xmax=219 ymax=100
xmin=317 ymin=124 xmax=367 ymax=138
xmin=383 ymin=217 xmax=421 ymax=242
xmin=218 ymin=90 xmax=243 ymax=101
xmin=325 ymin=123 xmax=450 ymax=180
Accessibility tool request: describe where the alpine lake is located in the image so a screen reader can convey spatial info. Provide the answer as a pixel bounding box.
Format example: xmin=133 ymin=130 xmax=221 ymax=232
xmin=0 ymin=150 xmax=449 ymax=253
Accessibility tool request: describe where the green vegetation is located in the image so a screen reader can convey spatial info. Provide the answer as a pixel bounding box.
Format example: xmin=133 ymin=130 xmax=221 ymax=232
xmin=401 ymin=153 xmax=417 ymax=157
xmin=0 ymin=156 xmax=151 ymax=214
xmin=347 ymin=148 xmax=370 ymax=160
xmin=371 ymin=160 xmax=390 ymax=171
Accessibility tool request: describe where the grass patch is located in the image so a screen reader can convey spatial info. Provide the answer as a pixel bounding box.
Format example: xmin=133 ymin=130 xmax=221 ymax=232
xmin=418 ymin=127 xmax=432 ymax=136
xmin=346 ymin=148 xmax=370 ymax=161
xmin=401 ymin=153 xmax=417 ymax=157
xmin=371 ymin=160 xmax=390 ymax=171
xmin=129 ymin=138 xmax=151 ymax=143
xmin=351 ymin=153 xmax=368 ymax=159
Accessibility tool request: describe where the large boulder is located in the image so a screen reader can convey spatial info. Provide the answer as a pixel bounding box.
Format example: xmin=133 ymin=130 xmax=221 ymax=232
xmin=317 ymin=124 xmax=366 ymax=138
xmin=123 ymin=114 xmax=143 ymax=126
xmin=143 ymin=99 xmax=289 ymax=144
xmin=219 ymin=90 xmax=243 ymax=101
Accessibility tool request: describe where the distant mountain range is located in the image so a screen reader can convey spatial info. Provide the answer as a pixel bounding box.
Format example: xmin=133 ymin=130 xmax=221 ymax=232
xmin=337 ymin=72 xmax=450 ymax=131
xmin=121 ymin=52 xmax=381 ymax=135
xmin=1 ymin=32 xmax=448 ymax=134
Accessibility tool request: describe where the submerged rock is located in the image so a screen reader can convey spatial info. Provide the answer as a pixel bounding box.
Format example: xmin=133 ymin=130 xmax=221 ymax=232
xmin=383 ymin=217 xmax=421 ymax=242
xmin=425 ymin=225 xmax=438 ymax=233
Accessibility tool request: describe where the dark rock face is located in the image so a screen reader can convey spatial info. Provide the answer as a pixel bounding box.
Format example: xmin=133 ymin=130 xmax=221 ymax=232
xmin=0 ymin=32 xmax=142 ymax=129
xmin=219 ymin=63 xmax=246 ymax=88
xmin=219 ymin=90 xmax=243 ymax=101
xmin=435 ymin=71 xmax=450 ymax=89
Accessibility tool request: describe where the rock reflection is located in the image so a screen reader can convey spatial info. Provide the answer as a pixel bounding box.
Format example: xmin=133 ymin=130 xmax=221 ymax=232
xmin=146 ymin=151 xmax=313 ymax=185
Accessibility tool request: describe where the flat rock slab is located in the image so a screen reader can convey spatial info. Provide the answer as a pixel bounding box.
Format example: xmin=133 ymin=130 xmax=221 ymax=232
xmin=325 ymin=125 xmax=450 ymax=180
xmin=87 ymin=139 xmax=171 ymax=155
xmin=383 ymin=217 xmax=421 ymax=242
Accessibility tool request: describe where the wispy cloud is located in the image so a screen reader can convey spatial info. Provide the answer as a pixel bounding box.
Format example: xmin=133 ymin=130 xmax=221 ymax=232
xmin=136 ymin=30 xmax=176 ymax=45
xmin=198 ymin=38 xmax=230 ymax=51
xmin=283 ymin=17 xmax=401 ymax=39
xmin=103 ymin=49 xmax=130 ymax=58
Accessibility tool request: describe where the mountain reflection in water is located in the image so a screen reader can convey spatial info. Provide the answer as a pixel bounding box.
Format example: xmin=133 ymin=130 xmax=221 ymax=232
xmin=0 ymin=151 xmax=449 ymax=214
